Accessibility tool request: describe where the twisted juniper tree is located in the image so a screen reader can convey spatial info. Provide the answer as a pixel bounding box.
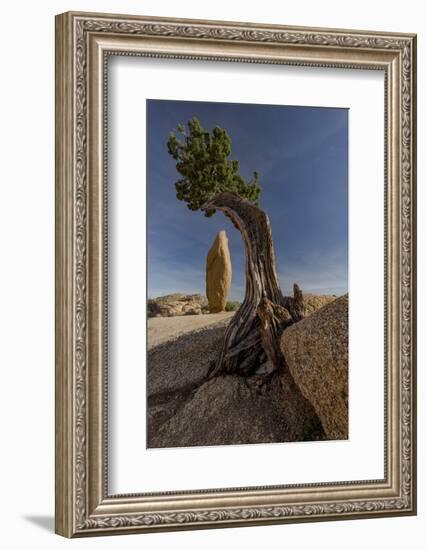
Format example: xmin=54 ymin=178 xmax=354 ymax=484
xmin=167 ymin=117 xmax=303 ymax=377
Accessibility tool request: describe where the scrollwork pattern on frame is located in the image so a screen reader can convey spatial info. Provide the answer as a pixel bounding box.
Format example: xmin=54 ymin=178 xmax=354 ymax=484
xmin=81 ymin=498 xmax=408 ymax=531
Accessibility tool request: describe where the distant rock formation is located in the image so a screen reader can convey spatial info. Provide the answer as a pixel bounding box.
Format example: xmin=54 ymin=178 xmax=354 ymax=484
xmin=280 ymin=294 xmax=348 ymax=440
xmin=147 ymin=293 xmax=207 ymax=318
xmin=148 ymin=291 xmax=336 ymax=319
xmin=206 ymin=230 xmax=232 ymax=313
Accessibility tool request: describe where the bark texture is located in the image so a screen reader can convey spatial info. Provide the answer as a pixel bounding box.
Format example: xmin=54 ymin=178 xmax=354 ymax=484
xmin=202 ymin=192 xmax=303 ymax=377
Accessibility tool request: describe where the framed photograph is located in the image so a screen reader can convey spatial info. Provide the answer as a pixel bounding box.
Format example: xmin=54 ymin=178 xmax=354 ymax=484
xmin=55 ymin=11 xmax=417 ymax=537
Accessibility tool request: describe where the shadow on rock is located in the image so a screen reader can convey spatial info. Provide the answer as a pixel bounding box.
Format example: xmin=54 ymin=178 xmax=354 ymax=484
xmin=148 ymin=368 xmax=325 ymax=448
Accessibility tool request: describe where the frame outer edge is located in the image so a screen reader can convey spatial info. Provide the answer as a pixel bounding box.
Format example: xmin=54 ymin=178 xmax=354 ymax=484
xmin=54 ymin=10 xmax=417 ymax=537
xmin=55 ymin=12 xmax=75 ymax=538
xmin=62 ymin=10 xmax=416 ymax=40
xmin=410 ymin=34 xmax=417 ymax=514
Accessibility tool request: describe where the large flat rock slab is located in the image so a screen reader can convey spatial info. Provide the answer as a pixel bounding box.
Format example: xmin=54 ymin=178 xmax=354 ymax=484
xmin=147 ymin=314 xmax=234 ymax=400
xmin=148 ymin=311 xmax=234 ymax=350
xmin=148 ymin=370 xmax=325 ymax=448
xmin=147 ymin=315 xmax=234 ymax=439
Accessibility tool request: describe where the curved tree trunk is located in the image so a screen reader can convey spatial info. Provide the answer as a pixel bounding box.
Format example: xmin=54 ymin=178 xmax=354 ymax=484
xmin=202 ymin=192 xmax=304 ymax=377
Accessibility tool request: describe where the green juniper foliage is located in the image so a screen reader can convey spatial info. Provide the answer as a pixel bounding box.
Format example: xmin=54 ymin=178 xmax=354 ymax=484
xmin=167 ymin=117 xmax=262 ymax=217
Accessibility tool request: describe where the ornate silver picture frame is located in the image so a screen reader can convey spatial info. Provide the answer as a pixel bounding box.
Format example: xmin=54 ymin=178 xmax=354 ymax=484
xmin=55 ymin=11 xmax=417 ymax=537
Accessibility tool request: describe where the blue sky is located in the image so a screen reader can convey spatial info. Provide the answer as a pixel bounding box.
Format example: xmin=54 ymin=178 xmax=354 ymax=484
xmin=147 ymin=99 xmax=348 ymax=300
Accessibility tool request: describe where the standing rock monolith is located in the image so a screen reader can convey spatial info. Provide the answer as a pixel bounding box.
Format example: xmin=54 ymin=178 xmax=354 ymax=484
xmin=206 ymin=230 xmax=232 ymax=313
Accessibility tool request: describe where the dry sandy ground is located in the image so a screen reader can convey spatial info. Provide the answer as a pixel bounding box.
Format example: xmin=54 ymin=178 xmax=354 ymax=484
xmin=147 ymin=312 xmax=235 ymax=350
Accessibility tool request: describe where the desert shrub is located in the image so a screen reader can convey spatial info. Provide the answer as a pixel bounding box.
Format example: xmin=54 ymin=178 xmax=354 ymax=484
xmin=225 ymin=301 xmax=240 ymax=312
